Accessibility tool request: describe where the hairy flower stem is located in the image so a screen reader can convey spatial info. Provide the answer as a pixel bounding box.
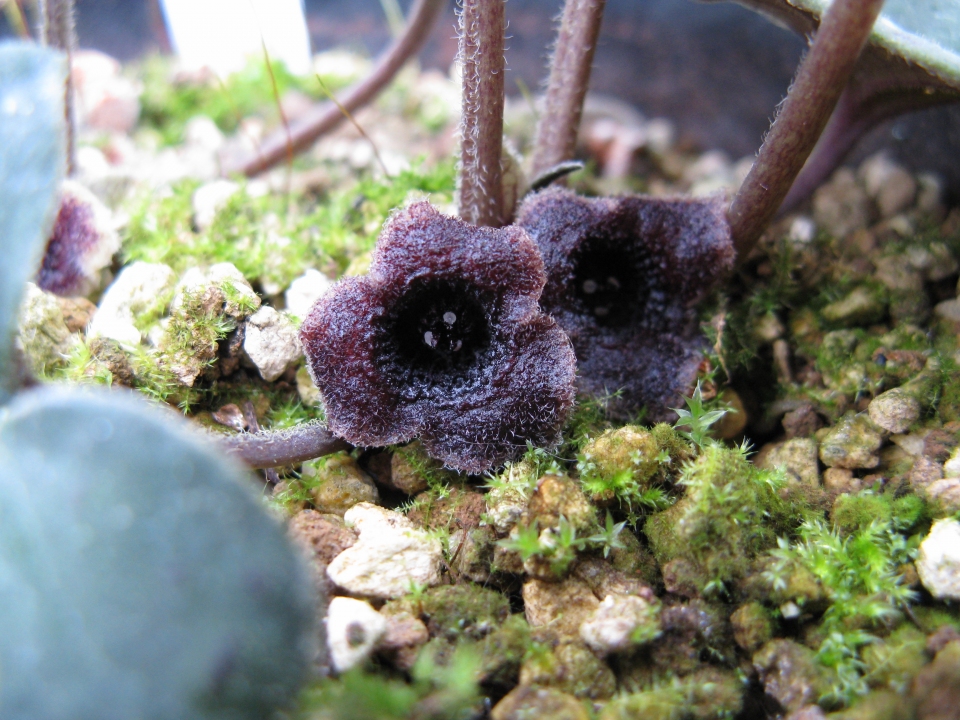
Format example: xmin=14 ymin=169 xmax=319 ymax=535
xmin=228 ymin=0 xmax=447 ymax=178
xmin=39 ymin=0 xmax=76 ymax=176
xmin=218 ymin=421 xmax=350 ymax=469
xmin=531 ymin=0 xmax=606 ymax=179
xmin=458 ymin=0 xmax=506 ymax=227
xmin=728 ymin=0 xmax=884 ymax=260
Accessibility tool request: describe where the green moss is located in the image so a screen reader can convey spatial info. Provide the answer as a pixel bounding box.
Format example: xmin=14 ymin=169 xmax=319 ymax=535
xmin=762 ymin=515 xmax=918 ymax=706
xmin=577 ymin=424 xmax=691 ymax=518
xmin=477 ymin=614 xmax=530 ymax=688
xmin=416 ymin=584 xmax=510 ymax=641
xmin=137 ymin=54 xmax=332 ymax=146
xmin=861 ymin=625 xmax=927 ymax=693
xmin=122 ymin=162 xmax=456 ymax=291
xmin=644 ymin=445 xmax=809 ymax=595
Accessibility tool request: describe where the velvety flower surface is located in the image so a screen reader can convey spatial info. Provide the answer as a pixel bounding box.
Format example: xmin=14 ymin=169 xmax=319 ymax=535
xmin=516 ymin=187 xmax=734 ymax=420
xmin=300 ymin=201 xmax=577 ymax=474
xmin=37 ymin=180 xmax=119 ymax=297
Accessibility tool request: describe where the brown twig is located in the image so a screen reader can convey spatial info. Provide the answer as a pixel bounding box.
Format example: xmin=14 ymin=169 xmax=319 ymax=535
xmin=728 ymin=0 xmax=885 ymax=260
xmin=225 ymin=0 xmax=447 ymax=178
xmin=457 ymin=0 xmax=506 ymax=227
xmin=39 ymin=0 xmax=76 ymax=176
xmin=218 ymin=420 xmax=350 ymax=469
xmin=531 ymin=0 xmax=606 ymax=179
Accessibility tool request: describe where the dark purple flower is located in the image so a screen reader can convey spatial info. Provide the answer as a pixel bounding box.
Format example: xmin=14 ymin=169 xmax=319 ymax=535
xmin=516 ymin=187 xmax=734 ymax=421
xmin=37 ymin=181 xmax=119 ymax=297
xmin=300 ymin=201 xmax=577 ymax=474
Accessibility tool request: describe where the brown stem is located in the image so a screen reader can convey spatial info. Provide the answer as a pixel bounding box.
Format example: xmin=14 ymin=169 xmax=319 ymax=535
xmin=531 ymin=0 xmax=606 ymax=179
xmin=218 ymin=420 xmax=350 ymax=469
xmin=728 ymin=0 xmax=884 ymax=260
xmin=457 ymin=0 xmax=506 ymax=227
xmin=226 ymin=0 xmax=447 ymax=178
xmin=39 ymin=0 xmax=76 ymax=176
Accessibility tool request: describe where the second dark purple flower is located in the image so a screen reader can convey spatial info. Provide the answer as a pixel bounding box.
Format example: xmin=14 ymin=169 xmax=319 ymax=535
xmin=517 ymin=187 xmax=734 ymax=421
xmin=300 ymin=201 xmax=577 ymax=474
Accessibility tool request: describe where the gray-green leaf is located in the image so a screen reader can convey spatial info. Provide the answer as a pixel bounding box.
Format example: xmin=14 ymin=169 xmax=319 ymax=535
xmin=0 ymin=42 xmax=65 ymax=401
xmin=0 ymin=387 xmax=316 ymax=720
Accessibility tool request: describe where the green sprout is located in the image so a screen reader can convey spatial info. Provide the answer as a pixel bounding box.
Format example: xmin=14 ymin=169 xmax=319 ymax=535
xmin=672 ymin=381 xmax=728 ymax=449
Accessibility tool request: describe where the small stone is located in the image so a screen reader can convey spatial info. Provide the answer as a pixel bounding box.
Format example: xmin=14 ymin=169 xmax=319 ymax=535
xmin=284 ymin=268 xmax=334 ymax=320
xmin=754 ymin=311 xmax=785 ymax=342
xmin=819 ymin=413 xmax=886 ymax=469
xmin=757 ymin=437 xmax=820 ymax=488
xmin=485 ymin=460 xmax=538 ymax=535
xmin=753 ymin=639 xmax=829 ymax=714
xmin=449 ymin=527 xmax=496 ymax=584
xmin=243 ymin=306 xmax=303 ymax=381
xmin=821 ymin=286 xmax=885 ymax=327
xmin=377 ymin=611 xmax=429 ymax=670
xmin=945 ymin=447 xmax=960 ymax=477
xmin=730 ymin=602 xmax=772 ymax=653
xmin=875 ymin=255 xmax=924 ymax=293
xmin=714 ymin=388 xmax=748 ymax=440
xmin=174 ymin=262 xmax=260 ymax=326
xmin=87 ymin=337 xmax=136 ymax=386
xmin=822 ymin=467 xmax=861 ymax=495
xmin=522 ymin=575 xmax=601 ymax=639
xmin=87 ymin=262 xmax=176 ymax=346
xmin=389 ymin=441 xmax=435 ymax=496
xmin=916 ymin=519 xmax=960 ymax=600
xmin=868 ymin=387 xmax=922 ymax=434
xmin=17 ymin=283 xmax=79 ymax=375
xmin=288 ymin=510 xmax=358 ymax=567
xmin=925 ymin=478 xmax=960 ymax=513
xmin=937 ymin=296 xmax=960 ymax=326
xmin=192 ymin=179 xmax=240 ymax=231
xmin=183 ymin=116 xmax=224 ymax=154
xmin=304 ymin=455 xmax=379 ymax=516
xmin=579 ymin=594 xmax=661 ymax=654
xmin=71 ymin=50 xmax=140 ymax=133
xmin=910 ymin=455 xmax=945 ymax=494
xmin=57 ymin=296 xmax=96 ymax=333
xmin=325 ymin=596 xmax=387 ymax=673
xmin=813 ymin=168 xmax=871 ymax=239
xmin=326 ymin=503 xmax=443 ymax=599
xmin=491 ymin=685 xmax=590 ymax=720
xmin=859 ymin=152 xmax=917 ymax=219
xmin=911 ymin=640 xmax=960 ymax=720
xmin=296 ymin=364 xmax=321 ymax=407
xmin=526 ymin=474 xmax=596 ymax=532
xmin=787 ymin=215 xmax=816 ymax=245
xmin=782 ymin=404 xmax=823 ymax=439
xmin=519 ymin=639 xmax=616 ymax=700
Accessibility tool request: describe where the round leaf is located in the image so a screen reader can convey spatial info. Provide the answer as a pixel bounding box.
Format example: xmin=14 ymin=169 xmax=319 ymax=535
xmin=0 ymin=387 xmax=316 ymax=719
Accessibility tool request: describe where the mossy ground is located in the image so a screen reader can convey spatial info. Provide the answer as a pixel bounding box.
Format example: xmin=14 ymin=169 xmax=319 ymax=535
xmin=30 ymin=52 xmax=960 ymax=720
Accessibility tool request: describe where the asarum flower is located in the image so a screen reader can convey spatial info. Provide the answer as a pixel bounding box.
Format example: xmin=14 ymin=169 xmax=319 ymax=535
xmin=37 ymin=180 xmax=120 ymax=297
xmin=516 ymin=187 xmax=734 ymax=421
xmin=299 ymin=201 xmax=577 ymax=474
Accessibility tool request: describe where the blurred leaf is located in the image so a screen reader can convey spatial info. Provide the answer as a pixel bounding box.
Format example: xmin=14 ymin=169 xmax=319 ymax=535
xmin=0 ymin=387 xmax=316 ymax=719
xmin=0 ymin=41 xmax=65 ymax=401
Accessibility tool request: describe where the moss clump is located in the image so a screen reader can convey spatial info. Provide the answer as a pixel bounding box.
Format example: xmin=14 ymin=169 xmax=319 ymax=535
xmin=578 ymin=423 xmax=691 ymax=514
xmin=729 ymin=602 xmax=774 ymax=653
xmin=414 ymin=584 xmax=510 ymax=641
xmin=644 ymin=444 xmax=809 ymax=595
xmin=860 ymin=625 xmax=928 ymax=693
xmin=122 ymin=163 xmax=456 ymax=292
xmin=477 ymin=614 xmax=531 ymax=689
xmin=137 ymin=54 xmax=332 ymax=146
xmin=519 ymin=640 xmax=617 ymax=700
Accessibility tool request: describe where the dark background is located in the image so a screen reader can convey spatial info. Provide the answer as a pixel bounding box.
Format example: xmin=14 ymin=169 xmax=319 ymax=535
xmin=3 ymin=0 xmax=958 ymax=199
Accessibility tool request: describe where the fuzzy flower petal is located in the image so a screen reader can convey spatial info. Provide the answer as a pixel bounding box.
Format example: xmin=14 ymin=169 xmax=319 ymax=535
xmin=300 ymin=201 xmax=577 ymax=473
xmin=516 ymin=187 xmax=734 ymax=420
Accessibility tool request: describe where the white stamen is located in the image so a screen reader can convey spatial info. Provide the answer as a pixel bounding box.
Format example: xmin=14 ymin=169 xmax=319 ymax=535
xmin=582 ymin=279 xmax=598 ymax=294
xmin=424 ymin=331 xmax=437 ymax=347
xmin=443 ymin=311 xmax=457 ymax=325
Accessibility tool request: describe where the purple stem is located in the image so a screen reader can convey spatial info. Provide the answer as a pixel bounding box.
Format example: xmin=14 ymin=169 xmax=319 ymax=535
xmin=728 ymin=0 xmax=884 ymax=259
xmin=778 ymin=53 xmax=960 ymax=214
xmin=40 ymin=0 xmax=76 ymax=176
xmin=458 ymin=0 xmax=506 ymax=227
xmin=226 ymin=0 xmax=447 ymax=178
xmin=531 ymin=0 xmax=606 ymax=178
xmin=218 ymin=420 xmax=350 ymax=469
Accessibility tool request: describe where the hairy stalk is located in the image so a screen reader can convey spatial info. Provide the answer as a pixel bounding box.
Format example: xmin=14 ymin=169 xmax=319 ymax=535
xmin=39 ymin=0 xmax=76 ymax=175
xmin=531 ymin=0 xmax=606 ymax=179
xmin=227 ymin=0 xmax=447 ymax=178
xmin=218 ymin=420 xmax=350 ymax=469
xmin=728 ymin=0 xmax=884 ymax=259
xmin=457 ymin=0 xmax=506 ymax=227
